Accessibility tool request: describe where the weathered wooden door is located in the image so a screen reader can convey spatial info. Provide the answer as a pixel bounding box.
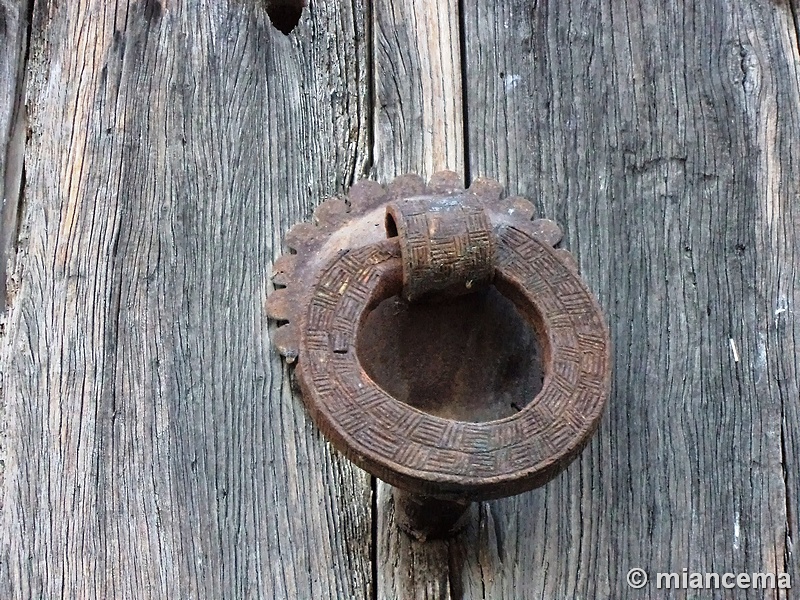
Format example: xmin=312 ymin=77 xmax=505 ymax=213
xmin=1 ymin=1 xmax=798 ymax=598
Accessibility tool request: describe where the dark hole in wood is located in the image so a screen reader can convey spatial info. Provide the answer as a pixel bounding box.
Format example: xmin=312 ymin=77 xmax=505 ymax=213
xmin=265 ymin=0 xmax=303 ymax=35
xmin=357 ymin=285 xmax=545 ymax=423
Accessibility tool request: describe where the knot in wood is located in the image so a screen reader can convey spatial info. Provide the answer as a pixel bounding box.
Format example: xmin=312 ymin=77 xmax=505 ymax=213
xmin=385 ymin=196 xmax=496 ymax=302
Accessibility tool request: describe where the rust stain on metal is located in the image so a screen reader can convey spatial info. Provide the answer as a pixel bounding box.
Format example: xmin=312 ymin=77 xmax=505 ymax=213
xmin=266 ymin=172 xmax=611 ymax=535
xmin=386 ymin=196 xmax=496 ymax=302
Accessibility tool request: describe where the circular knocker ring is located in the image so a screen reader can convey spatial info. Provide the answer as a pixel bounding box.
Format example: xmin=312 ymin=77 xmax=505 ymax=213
xmin=267 ymin=172 xmax=610 ymax=535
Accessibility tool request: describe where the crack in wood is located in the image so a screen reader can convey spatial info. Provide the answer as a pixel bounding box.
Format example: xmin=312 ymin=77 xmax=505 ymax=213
xmin=0 ymin=0 xmax=32 ymax=316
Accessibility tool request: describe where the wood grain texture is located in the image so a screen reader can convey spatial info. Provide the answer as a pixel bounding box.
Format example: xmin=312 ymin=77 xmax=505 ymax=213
xmin=0 ymin=0 xmax=30 ymax=313
xmin=0 ymin=1 xmax=373 ymax=598
xmin=374 ymin=1 xmax=800 ymax=598
xmin=372 ymin=0 xmax=464 ymax=180
xmin=463 ymin=0 xmax=800 ymax=597
xmin=2 ymin=0 xmax=799 ymax=598
xmin=0 ymin=0 xmax=30 ymax=542
xmin=372 ymin=2 xmax=478 ymax=597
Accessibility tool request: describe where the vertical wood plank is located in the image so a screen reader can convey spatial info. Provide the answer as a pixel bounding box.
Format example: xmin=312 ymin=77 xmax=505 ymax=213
xmin=772 ymin=2 xmax=800 ymax=590
xmin=372 ymin=1 xmax=483 ymax=598
xmin=373 ymin=0 xmax=464 ymax=181
xmin=0 ymin=0 xmax=30 ymax=313
xmin=0 ymin=1 xmax=373 ymax=598
xmin=0 ymin=5 xmax=31 ymax=592
xmin=462 ymin=0 xmax=800 ymax=597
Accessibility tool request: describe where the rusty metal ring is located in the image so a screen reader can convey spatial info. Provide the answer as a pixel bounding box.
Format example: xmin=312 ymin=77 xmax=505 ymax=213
xmin=267 ymin=173 xmax=611 ymax=504
xmin=294 ymin=223 xmax=610 ymax=501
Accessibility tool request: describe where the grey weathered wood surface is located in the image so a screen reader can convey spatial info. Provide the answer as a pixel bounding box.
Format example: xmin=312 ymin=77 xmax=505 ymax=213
xmin=460 ymin=1 xmax=800 ymax=597
xmin=0 ymin=0 xmax=28 ymax=316
xmin=1 ymin=1 xmax=799 ymax=599
xmin=0 ymin=2 xmax=373 ymax=598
